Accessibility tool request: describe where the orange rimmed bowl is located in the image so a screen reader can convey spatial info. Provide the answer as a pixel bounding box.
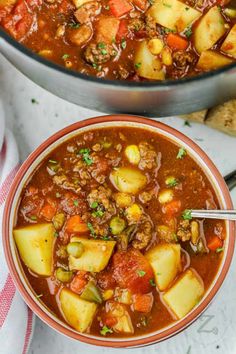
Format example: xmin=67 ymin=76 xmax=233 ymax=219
xmin=2 ymin=115 xmax=235 ymax=348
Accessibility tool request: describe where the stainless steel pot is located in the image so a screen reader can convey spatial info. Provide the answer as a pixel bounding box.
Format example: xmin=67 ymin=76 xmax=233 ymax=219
xmin=1 ymin=28 xmax=236 ymax=116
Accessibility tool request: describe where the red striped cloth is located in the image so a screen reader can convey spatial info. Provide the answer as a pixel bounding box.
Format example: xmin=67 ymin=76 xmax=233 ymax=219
xmin=0 ymin=129 xmax=34 ymax=354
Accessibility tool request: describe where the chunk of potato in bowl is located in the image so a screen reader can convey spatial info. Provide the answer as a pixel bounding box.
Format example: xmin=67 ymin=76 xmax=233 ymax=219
xmin=3 ymin=115 xmax=234 ymax=348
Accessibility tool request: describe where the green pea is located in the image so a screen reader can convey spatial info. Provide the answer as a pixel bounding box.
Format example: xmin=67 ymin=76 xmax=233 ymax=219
xmin=66 ymin=242 xmax=84 ymax=258
xmin=55 ymin=267 xmax=73 ymax=283
xmin=110 ymin=216 xmax=126 ymax=235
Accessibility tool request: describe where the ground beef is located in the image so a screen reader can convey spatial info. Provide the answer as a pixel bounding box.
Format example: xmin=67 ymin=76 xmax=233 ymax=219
xmin=173 ymin=50 xmax=196 ymax=69
xmin=128 ymin=18 xmax=145 ymax=32
xmin=177 ymin=220 xmax=192 ymax=241
xmin=145 ymin=14 xmax=157 ymax=37
xmin=84 ymin=42 xmax=116 ymax=65
xmin=139 ymin=142 xmax=157 ymax=170
xmin=132 ymin=221 xmax=153 ymax=250
xmin=74 ymin=1 xmax=101 ymax=24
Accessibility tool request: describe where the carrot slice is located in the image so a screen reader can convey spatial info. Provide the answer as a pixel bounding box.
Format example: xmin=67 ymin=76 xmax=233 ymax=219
xmin=70 ymin=271 xmax=88 ymax=294
xmin=65 ymin=215 xmax=88 ymax=233
xmin=207 ymin=236 xmax=223 ymax=251
xmin=40 ymin=203 xmax=56 ymax=221
xmin=133 ymin=293 xmax=154 ymax=313
xmin=116 ymin=19 xmax=128 ymax=41
xmin=108 ymin=0 xmax=132 ymax=17
xmin=162 ymin=200 xmax=181 ymax=215
xmin=166 ymin=33 xmax=189 ymax=50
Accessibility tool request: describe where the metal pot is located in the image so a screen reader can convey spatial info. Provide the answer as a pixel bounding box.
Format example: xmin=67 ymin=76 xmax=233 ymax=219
xmin=1 ymin=28 xmax=236 ymax=116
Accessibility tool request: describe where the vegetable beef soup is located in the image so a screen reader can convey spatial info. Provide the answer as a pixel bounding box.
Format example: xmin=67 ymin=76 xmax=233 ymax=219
xmin=13 ymin=127 xmax=225 ymax=337
xmin=0 ymin=0 xmax=236 ymax=80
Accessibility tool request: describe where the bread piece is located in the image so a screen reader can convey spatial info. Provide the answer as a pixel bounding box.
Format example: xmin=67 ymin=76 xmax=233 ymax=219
xmin=206 ymin=100 xmax=236 ymax=136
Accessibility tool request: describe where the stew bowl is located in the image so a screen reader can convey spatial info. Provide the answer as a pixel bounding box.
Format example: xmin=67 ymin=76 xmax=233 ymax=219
xmin=2 ymin=115 xmax=235 ymax=348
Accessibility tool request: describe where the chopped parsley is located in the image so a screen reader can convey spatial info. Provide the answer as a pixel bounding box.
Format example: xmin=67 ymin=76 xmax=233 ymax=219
xmin=98 ymin=42 xmax=106 ymax=49
xmin=31 ymin=98 xmax=39 ymax=104
xmin=150 ymin=279 xmax=156 ymax=287
xmin=48 ymin=159 xmax=57 ymax=164
xmin=87 ymin=222 xmax=96 ymax=237
xmin=184 ymin=26 xmax=193 ymax=38
xmin=216 ymin=247 xmax=224 ymax=253
xmin=54 ymin=232 xmax=59 ymax=238
xmin=68 ymin=23 xmax=80 ymax=28
xmin=79 ymin=148 xmax=93 ymax=165
xmin=121 ymin=39 xmax=127 ymax=49
xmin=156 ymin=272 xmax=162 ymax=276
xmin=104 ymin=4 xmax=110 ymax=9
xmin=182 ymin=209 xmax=192 ymax=220
xmin=100 ymin=326 xmax=113 ymax=336
xmin=177 ymin=147 xmax=187 ymax=159
xmin=112 ymin=36 xmax=116 ymax=44
xmin=92 ymin=63 xmax=102 ymax=71
xmin=148 ymin=0 xmax=154 ymax=5
xmin=184 ymin=120 xmax=192 ymax=127
xmin=62 ymin=54 xmax=70 ymax=60
xmin=101 ymin=49 xmax=107 ymax=55
xmin=185 ymin=6 xmax=190 ymax=10
xmin=135 ymin=62 xmax=142 ymax=69
xmin=30 ymin=215 xmax=37 ymax=221
xmin=137 ymin=270 xmax=146 ymax=277
xmin=166 ymin=177 xmax=178 ymax=187
xmin=91 ymin=201 xmax=98 ymax=209
xmin=73 ymin=199 xmax=79 ymax=206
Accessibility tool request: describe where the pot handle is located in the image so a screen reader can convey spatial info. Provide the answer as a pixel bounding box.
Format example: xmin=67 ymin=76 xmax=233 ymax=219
xmin=224 ymin=170 xmax=236 ymax=191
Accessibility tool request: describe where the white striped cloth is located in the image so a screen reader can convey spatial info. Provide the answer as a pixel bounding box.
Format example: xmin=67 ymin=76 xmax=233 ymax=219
xmin=0 ymin=102 xmax=34 ymax=354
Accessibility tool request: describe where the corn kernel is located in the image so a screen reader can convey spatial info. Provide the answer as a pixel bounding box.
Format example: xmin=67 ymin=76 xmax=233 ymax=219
xmin=158 ymin=189 xmax=174 ymax=204
xmin=103 ymin=289 xmax=114 ymax=301
xmin=126 ymin=203 xmax=142 ymax=223
xmin=114 ymin=192 xmax=133 ymax=208
xmin=38 ymin=49 xmax=53 ymax=58
xmin=162 ymin=47 xmax=173 ymax=66
xmin=148 ymin=38 xmax=164 ymax=55
xmin=125 ymin=145 xmax=141 ymax=165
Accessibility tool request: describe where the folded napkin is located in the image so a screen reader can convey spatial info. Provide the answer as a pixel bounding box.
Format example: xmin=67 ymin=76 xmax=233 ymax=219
xmin=0 ymin=102 xmax=34 ymax=354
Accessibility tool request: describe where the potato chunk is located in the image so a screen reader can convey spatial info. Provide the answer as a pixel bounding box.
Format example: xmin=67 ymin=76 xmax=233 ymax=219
xmin=72 ymin=0 xmax=91 ymax=9
xmin=69 ymin=237 xmax=116 ymax=272
xmin=60 ymin=288 xmax=97 ymax=333
xmin=194 ymin=6 xmax=226 ymax=53
xmin=147 ymin=0 xmax=201 ymax=32
xmin=134 ymin=40 xmax=165 ymax=80
xmin=163 ymin=268 xmax=204 ymax=319
xmin=145 ymin=243 xmax=181 ymax=291
xmin=197 ymin=50 xmax=233 ymax=70
xmin=13 ymin=223 xmax=55 ymax=276
xmin=221 ymin=24 xmax=236 ymax=58
xmin=110 ymin=167 xmax=147 ymax=194
xmin=106 ymin=302 xmax=134 ymax=334
xmin=96 ymin=17 xmax=120 ymax=44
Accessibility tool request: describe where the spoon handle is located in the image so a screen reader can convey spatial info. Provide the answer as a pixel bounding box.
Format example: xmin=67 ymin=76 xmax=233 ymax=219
xmin=224 ymin=170 xmax=236 ymax=191
xmin=191 ymin=210 xmax=236 ymax=220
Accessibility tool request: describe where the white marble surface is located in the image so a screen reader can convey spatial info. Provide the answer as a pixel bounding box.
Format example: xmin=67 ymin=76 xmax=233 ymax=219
xmin=1 ymin=53 xmax=236 ymax=354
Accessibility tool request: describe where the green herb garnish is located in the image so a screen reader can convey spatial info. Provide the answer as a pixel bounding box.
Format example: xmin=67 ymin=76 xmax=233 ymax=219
xmin=49 ymin=159 xmax=58 ymax=164
xmin=54 ymin=232 xmax=59 ymax=238
xmin=184 ymin=120 xmax=192 ymax=127
xmin=135 ymin=62 xmax=142 ymax=69
xmin=101 ymin=49 xmax=107 ymax=55
xmin=104 ymin=4 xmax=110 ymax=9
xmin=68 ymin=23 xmax=80 ymax=28
xmin=62 ymin=54 xmax=70 ymax=60
xmin=92 ymin=209 xmax=104 ymax=218
xmin=177 ymin=147 xmax=187 ymax=159
xmin=100 ymin=326 xmax=113 ymax=336
xmin=163 ymin=2 xmax=172 ymax=7
xmin=30 ymin=215 xmax=37 ymax=221
xmin=79 ymin=148 xmax=93 ymax=165
xmin=121 ymin=39 xmax=127 ymax=49
xmin=31 ymin=98 xmax=39 ymax=104
xmin=216 ymin=247 xmax=224 ymax=253
xmin=166 ymin=177 xmax=178 ymax=187
xmin=182 ymin=209 xmax=192 ymax=220
xmin=150 ymin=279 xmax=156 ymax=287
xmin=73 ymin=199 xmax=79 ymax=206
xmin=91 ymin=201 xmax=98 ymax=209
xmin=137 ymin=270 xmax=146 ymax=277
xmin=184 ymin=26 xmax=192 ymax=38
xmin=98 ymin=42 xmax=106 ymax=49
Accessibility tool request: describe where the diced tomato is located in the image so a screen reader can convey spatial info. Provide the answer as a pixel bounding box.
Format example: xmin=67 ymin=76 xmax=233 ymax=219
xmin=103 ymin=316 xmax=118 ymax=328
xmin=65 ymin=215 xmax=88 ymax=233
xmin=162 ymin=200 xmax=181 ymax=215
xmin=207 ymin=236 xmax=223 ymax=251
xmin=40 ymin=202 xmax=57 ymax=221
xmin=133 ymin=293 xmax=154 ymax=313
xmin=116 ymin=19 xmax=128 ymax=41
xmin=70 ymin=271 xmax=88 ymax=294
xmin=60 ymin=192 xmax=87 ymax=216
xmin=112 ymin=249 xmax=154 ymax=294
xmin=0 ymin=5 xmax=12 ymax=22
xmin=132 ymin=0 xmax=147 ymax=11
xmin=2 ymin=0 xmax=34 ymax=40
xmin=58 ymin=0 xmax=74 ymax=14
xmin=166 ymin=33 xmax=189 ymax=51
xmin=108 ymin=0 xmax=133 ymax=17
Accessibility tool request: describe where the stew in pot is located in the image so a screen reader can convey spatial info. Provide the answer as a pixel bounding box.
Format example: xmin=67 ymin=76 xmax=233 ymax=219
xmin=13 ymin=126 xmax=226 ymax=337
xmin=0 ymin=0 xmax=235 ymax=80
